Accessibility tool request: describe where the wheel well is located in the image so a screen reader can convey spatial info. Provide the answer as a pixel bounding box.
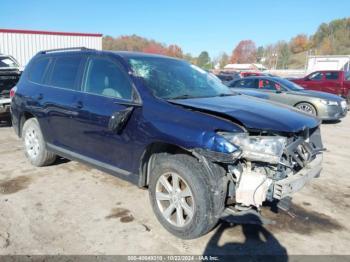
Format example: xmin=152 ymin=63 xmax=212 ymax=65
xmin=138 ymin=142 xmax=193 ymax=188
xmin=294 ymin=101 xmax=318 ymax=115
xmin=19 ymin=112 xmax=35 ymax=137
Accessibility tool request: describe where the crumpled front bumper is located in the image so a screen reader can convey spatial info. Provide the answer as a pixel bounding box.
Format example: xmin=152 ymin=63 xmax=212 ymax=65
xmin=273 ymin=154 xmax=323 ymax=199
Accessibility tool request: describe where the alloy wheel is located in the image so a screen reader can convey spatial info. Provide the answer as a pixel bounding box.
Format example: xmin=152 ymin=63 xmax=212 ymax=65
xmin=296 ymin=103 xmax=316 ymax=115
xmin=24 ymin=128 xmax=40 ymax=159
xmin=155 ymin=172 xmax=194 ymax=227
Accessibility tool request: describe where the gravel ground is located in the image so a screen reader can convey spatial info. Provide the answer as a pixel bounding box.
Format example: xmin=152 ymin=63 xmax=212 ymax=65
xmin=0 ymin=116 xmax=349 ymax=256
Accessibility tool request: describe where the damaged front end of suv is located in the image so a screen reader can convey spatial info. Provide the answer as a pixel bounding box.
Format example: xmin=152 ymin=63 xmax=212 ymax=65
xmin=195 ymin=126 xmax=324 ymax=213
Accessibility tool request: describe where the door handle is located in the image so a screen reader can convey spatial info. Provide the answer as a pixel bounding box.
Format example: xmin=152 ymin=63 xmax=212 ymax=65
xmin=73 ymin=101 xmax=84 ymax=109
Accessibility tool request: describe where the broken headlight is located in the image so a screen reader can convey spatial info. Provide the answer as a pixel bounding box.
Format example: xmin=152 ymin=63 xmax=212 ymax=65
xmin=218 ymin=132 xmax=287 ymax=164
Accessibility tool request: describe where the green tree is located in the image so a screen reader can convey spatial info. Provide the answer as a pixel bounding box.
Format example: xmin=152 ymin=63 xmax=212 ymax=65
xmin=276 ymin=41 xmax=291 ymax=69
xmin=197 ymin=51 xmax=211 ymax=69
xmin=216 ymin=52 xmax=229 ymax=68
xmin=256 ymin=46 xmax=265 ymax=62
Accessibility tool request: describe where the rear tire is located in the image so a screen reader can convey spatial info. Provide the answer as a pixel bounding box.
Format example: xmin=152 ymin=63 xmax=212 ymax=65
xmin=22 ymin=118 xmax=56 ymax=167
xmin=148 ymin=153 xmax=219 ymax=239
xmin=295 ymin=102 xmax=317 ymax=116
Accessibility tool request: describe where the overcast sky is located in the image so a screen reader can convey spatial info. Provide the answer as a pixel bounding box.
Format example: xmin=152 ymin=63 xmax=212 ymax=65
xmin=1 ymin=0 xmax=350 ymax=57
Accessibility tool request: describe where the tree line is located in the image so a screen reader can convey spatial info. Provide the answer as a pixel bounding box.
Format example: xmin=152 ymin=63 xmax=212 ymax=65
xmin=103 ymin=34 xmax=212 ymax=69
xmin=103 ymin=17 xmax=350 ymax=70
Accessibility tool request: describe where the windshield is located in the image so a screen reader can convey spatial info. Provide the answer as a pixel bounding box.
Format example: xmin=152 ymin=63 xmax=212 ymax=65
xmin=0 ymin=56 xmax=19 ymax=68
xmin=275 ymin=77 xmax=304 ymax=91
xmin=128 ymin=57 xmax=233 ymax=99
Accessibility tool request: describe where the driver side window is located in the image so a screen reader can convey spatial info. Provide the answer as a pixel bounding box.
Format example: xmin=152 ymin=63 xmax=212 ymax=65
xmin=84 ymin=57 xmax=133 ymax=100
xmin=308 ymin=72 xmax=323 ymax=81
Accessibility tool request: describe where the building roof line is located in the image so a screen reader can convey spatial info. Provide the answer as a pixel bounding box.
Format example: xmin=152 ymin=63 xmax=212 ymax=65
xmin=0 ymin=28 xmax=103 ymax=37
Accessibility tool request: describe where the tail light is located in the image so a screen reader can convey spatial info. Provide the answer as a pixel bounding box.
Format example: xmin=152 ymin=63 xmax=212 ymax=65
xmin=10 ymin=86 xmax=17 ymax=99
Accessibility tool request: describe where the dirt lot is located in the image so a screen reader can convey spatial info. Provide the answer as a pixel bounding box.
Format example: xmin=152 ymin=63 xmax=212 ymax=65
xmin=0 ymin=116 xmax=349 ymax=256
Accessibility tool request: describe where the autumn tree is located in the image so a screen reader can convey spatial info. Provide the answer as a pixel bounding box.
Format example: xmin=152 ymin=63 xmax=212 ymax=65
xmin=142 ymin=43 xmax=167 ymax=55
xmin=167 ymin=44 xmax=184 ymax=58
xmin=289 ymin=34 xmax=309 ymax=54
xmin=230 ymin=40 xmax=257 ymax=63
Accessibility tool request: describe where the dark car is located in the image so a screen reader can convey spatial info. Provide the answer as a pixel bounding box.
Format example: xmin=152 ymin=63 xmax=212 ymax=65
xmin=215 ymin=72 xmax=241 ymax=84
xmin=229 ymin=76 xmax=347 ymax=120
xmin=0 ymin=55 xmax=21 ymax=121
xmin=11 ymin=48 xmax=323 ymax=239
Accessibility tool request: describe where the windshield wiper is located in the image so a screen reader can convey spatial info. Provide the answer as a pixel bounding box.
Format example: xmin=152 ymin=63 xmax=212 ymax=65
xmin=168 ymin=94 xmax=193 ymax=100
xmin=217 ymin=93 xmax=235 ymax=97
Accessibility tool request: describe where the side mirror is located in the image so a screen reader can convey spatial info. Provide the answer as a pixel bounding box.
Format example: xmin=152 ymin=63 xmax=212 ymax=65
xmin=304 ymin=77 xmax=310 ymax=81
xmin=276 ymin=90 xmax=283 ymax=94
xmin=108 ymin=107 xmax=134 ymax=134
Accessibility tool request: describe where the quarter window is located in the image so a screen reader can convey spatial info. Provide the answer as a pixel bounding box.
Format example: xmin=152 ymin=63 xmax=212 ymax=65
xmin=28 ymin=58 xmax=51 ymax=84
xmin=84 ymin=57 xmax=132 ymax=100
xmin=48 ymin=56 xmax=82 ymax=89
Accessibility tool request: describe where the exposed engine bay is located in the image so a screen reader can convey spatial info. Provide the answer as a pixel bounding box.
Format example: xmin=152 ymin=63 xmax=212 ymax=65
xmin=225 ymin=126 xmax=324 ymax=209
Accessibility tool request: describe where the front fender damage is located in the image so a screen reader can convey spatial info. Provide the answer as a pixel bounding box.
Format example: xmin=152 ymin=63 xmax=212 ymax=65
xmin=190 ymin=126 xmax=324 ymax=219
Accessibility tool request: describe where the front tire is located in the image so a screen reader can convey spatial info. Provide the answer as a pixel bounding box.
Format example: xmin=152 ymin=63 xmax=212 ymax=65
xmin=22 ymin=118 xmax=56 ymax=167
xmin=295 ymin=102 xmax=317 ymax=116
xmin=149 ymin=154 xmax=218 ymax=239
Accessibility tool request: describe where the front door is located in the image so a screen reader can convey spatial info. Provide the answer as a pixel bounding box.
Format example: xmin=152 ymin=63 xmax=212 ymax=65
xmin=303 ymin=71 xmax=324 ymax=91
xmin=72 ymin=55 xmax=141 ymax=173
xmin=256 ymin=79 xmax=290 ymax=104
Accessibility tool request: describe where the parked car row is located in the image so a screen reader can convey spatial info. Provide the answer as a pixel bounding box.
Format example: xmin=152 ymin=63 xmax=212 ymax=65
xmin=214 ymin=69 xmax=348 ymax=121
xmin=228 ymin=76 xmax=347 ymax=120
xmin=10 ymin=48 xmax=325 ymax=239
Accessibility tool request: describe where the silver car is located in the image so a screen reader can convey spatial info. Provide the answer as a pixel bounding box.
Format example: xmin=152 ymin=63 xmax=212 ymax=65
xmin=228 ymin=76 xmax=348 ymax=120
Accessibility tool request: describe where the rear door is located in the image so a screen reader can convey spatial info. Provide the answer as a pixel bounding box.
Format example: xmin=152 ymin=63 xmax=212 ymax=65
xmin=323 ymin=71 xmax=341 ymax=95
xmin=40 ymin=54 xmax=87 ymax=149
xmin=72 ymin=54 xmax=141 ymax=172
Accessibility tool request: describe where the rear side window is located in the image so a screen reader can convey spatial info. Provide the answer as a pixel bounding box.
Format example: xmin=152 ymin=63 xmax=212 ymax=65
xmin=325 ymin=72 xmax=339 ymax=80
xmin=48 ymin=56 xmax=82 ymax=90
xmin=231 ymin=79 xmax=256 ymax=88
xmin=28 ymin=58 xmax=50 ymax=84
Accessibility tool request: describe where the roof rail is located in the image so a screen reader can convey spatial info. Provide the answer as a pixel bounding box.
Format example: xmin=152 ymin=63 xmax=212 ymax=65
xmin=39 ymin=47 xmax=93 ymax=54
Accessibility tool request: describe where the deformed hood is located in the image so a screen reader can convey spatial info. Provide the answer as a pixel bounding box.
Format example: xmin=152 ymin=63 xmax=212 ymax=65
xmin=170 ymin=95 xmax=320 ymax=133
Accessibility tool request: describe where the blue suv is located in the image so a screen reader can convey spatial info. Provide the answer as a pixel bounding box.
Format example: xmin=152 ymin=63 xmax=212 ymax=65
xmin=11 ymin=48 xmax=324 ymax=239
